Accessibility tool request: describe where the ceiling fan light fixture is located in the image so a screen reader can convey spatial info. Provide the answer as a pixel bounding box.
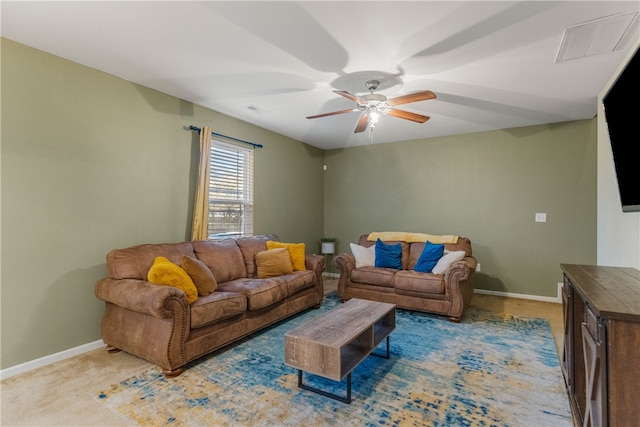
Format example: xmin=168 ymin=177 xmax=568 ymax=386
xmin=368 ymin=110 xmax=381 ymax=128
xmin=307 ymin=78 xmax=435 ymax=135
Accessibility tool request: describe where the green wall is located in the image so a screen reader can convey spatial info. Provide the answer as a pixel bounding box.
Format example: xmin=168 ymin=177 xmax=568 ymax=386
xmin=323 ymin=120 xmax=597 ymax=298
xmin=1 ymin=39 xmax=324 ymax=369
xmin=1 ymin=36 xmax=598 ymax=370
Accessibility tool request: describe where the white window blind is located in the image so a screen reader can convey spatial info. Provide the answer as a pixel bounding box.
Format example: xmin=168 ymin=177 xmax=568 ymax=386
xmin=208 ymin=139 xmax=254 ymax=239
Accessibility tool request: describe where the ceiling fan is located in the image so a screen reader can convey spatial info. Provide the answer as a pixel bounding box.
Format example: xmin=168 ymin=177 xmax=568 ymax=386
xmin=306 ymin=79 xmax=436 ymax=133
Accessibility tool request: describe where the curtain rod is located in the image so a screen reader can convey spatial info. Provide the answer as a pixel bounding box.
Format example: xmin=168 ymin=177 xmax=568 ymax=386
xmin=188 ymin=126 xmax=263 ymax=149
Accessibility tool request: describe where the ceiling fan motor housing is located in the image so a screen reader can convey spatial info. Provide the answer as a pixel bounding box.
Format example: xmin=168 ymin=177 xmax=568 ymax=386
xmin=361 ymin=80 xmax=388 ymax=105
xmin=361 ymin=93 xmax=387 ymax=105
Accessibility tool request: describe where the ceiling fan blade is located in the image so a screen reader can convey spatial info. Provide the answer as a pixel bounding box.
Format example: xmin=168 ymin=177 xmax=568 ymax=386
xmin=306 ymin=109 xmax=356 ymax=119
xmin=387 ymin=109 xmax=430 ymax=123
xmin=354 ymin=113 xmax=369 ymax=133
xmin=386 ymin=90 xmax=436 ymax=106
xmin=334 ymin=90 xmax=368 ymax=104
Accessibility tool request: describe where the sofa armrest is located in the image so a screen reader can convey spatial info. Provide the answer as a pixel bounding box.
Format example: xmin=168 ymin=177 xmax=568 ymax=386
xmin=335 ymin=253 xmax=355 ymax=273
xmin=335 ymin=253 xmax=356 ymax=272
xmin=305 ymin=254 xmax=326 ymax=273
xmin=334 ymin=253 xmax=356 ymax=297
xmin=444 ymin=256 xmax=477 ymax=284
xmin=95 ymin=277 xmax=189 ymax=319
xmin=443 ymin=256 xmax=477 ymax=319
xmin=305 ymin=254 xmax=326 ymax=296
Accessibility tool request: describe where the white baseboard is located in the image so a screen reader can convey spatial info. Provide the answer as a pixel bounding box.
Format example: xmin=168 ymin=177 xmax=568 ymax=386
xmin=475 ymin=282 xmax=563 ymax=304
xmin=323 ymin=272 xmax=340 ymax=278
xmin=1 ymin=339 xmax=105 ymax=381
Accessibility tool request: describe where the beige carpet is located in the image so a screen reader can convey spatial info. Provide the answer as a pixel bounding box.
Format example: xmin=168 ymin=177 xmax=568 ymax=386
xmin=0 ymin=278 xmax=565 ymax=426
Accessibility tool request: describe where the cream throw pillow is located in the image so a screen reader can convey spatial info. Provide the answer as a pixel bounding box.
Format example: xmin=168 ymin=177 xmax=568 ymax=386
xmin=432 ymin=251 xmax=466 ymax=274
xmin=256 ymin=248 xmax=293 ymax=278
xmin=350 ymin=243 xmax=376 ymax=268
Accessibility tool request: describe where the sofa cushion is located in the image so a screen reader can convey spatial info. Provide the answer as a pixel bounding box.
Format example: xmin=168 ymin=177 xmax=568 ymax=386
xmin=351 ymin=267 xmax=395 ymax=288
xmin=414 ymin=242 xmax=445 ymax=273
xmin=192 ymin=239 xmax=247 ymax=283
xmin=350 ymin=243 xmax=376 ymax=268
xmin=182 ymin=255 xmax=217 ymax=296
xmin=256 ymin=248 xmax=293 ymax=278
xmin=190 ymin=291 xmax=247 ymax=329
xmin=106 ymin=242 xmax=196 ymax=280
xmin=266 ymin=241 xmax=306 ymax=271
xmin=236 ymin=234 xmax=278 ymax=278
xmin=375 ymin=239 xmax=402 ymax=269
xmin=147 ymin=256 xmax=199 ymax=304
xmin=408 ymin=242 xmax=425 ymax=270
xmin=217 ymin=278 xmax=288 ymax=311
xmin=394 ymin=270 xmax=446 ymax=295
xmin=279 ymin=270 xmax=316 ymax=295
xmin=432 ymin=250 xmax=466 ymax=274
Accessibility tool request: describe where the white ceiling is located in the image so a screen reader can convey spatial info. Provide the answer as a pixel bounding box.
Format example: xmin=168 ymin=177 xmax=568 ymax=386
xmin=2 ymin=1 xmax=639 ymax=150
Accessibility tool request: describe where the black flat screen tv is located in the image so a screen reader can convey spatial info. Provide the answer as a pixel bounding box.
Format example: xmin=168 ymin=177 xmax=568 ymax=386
xmin=602 ymin=46 xmax=639 ymax=213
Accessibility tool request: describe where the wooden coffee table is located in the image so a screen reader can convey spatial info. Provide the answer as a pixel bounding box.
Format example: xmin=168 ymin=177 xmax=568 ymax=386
xmin=284 ymin=298 xmax=396 ymax=403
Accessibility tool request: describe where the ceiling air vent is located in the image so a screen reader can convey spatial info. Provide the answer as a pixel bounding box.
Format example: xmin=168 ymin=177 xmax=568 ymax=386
xmin=556 ymin=10 xmax=638 ymax=62
xmin=247 ymin=105 xmax=268 ymax=114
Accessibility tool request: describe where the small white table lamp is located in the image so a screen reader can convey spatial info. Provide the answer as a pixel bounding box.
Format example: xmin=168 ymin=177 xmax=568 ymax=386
xmin=321 ymin=241 xmax=335 ymax=255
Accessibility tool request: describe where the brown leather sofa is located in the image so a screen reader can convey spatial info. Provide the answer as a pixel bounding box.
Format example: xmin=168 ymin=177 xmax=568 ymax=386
xmin=95 ymin=234 xmax=325 ymax=376
xmin=335 ymin=233 xmax=476 ymax=322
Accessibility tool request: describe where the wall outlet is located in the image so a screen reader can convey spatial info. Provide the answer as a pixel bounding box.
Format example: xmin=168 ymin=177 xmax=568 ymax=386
xmin=535 ymin=212 xmax=547 ymax=222
xmin=476 ymin=263 xmax=481 ymax=272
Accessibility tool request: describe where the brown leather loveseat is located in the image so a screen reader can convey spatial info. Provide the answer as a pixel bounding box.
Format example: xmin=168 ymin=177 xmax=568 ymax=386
xmin=335 ymin=232 xmax=476 ymax=322
xmin=95 ymin=234 xmax=325 ymax=376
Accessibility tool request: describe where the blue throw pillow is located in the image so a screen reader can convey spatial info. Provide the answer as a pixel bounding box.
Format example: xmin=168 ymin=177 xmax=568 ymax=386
xmin=375 ymin=238 xmax=403 ymax=269
xmin=414 ymin=241 xmax=445 ymax=273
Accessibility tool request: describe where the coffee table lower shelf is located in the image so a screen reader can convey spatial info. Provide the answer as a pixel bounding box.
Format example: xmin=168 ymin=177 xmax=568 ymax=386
xmin=295 ymin=336 xmax=391 ymax=404
xmin=285 ymin=298 xmax=396 ymax=404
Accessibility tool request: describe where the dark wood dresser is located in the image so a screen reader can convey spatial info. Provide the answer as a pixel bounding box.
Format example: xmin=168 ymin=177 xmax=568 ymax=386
xmin=560 ymin=264 xmax=640 ymax=427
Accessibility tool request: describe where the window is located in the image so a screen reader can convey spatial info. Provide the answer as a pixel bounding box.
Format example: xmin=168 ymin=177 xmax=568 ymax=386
xmin=207 ymin=139 xmax=254 ymax=239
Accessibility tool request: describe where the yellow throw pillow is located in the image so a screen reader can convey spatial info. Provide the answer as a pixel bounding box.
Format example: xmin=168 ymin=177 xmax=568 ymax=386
xmin=147 ymin=256 xmax=198 ymax=304
xmin=256 ymin=248 xmax=293 ymax=278
xmin=266 ymin=241 xmax=306 ymax=271
xmin=182 ymin=255 xmax=217 ymax=296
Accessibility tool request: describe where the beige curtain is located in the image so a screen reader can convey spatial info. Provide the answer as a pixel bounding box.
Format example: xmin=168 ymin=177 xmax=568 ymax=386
xmin=191 ymin=126 xmax=212 ymax=241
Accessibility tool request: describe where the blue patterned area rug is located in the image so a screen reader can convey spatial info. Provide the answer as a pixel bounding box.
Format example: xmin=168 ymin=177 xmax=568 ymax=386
xmin=95 ymin=294 xmax=572 ymax=426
